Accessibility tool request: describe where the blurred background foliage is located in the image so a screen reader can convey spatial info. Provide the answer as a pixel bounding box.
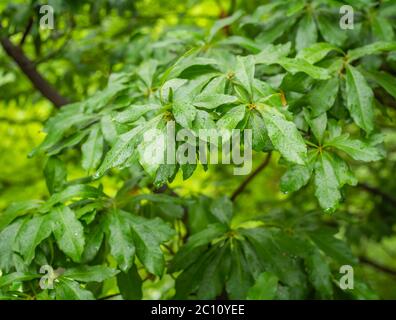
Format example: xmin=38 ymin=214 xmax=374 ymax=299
xmin=1 ymin=0 xmax=396 ymax=299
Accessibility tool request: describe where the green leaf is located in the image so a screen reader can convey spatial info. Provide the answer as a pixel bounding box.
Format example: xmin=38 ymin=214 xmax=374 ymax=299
xmin=195 ymin=245 xmax=228 ymax=299
xmin=161 ymin=52 xmax=216 ymax=83
xmin=226 ymin=243 xmax=254 ymax=299
xmin=0 ymin=272 xmax=40 ymax=288
xmin=95 ymin=118 xmax=154 ymax=177
xmin=247 ymin=272 xmax=278 ymax=300
xmin=280 ymin=72 xmax=315 ymax=93
xmin=50 ymin=206 xmax=85 ymax=262
xmin=218 ymin=36 xmax=262 ymax=53
xmin=137 ymin=59 xmax=158 ymax=88
xmin=138 ymin=124 xmax=166 ymax=176
xmin=256 ymin=16 xmax=297 ymax=44
xmin=345 ymin=65 xmax=374 ymax=133
xmin=348 ymin=41 xmax=396 ymax=62
xmin=193 ymin=93 xmax=237 ymax=109
xmin=113 ymin=104 xmax=159 ymax=123
xmin=305 ymin=248 xmax=333 ymax=299
xmin=308 ymin=77 xmax=339 ymax=117
xmin=95 ymin=128 xmax=140 ymax=178
xmin=0 ymin=220 xmax=23 ymax=272
xmin=241 ymin=228 xmax=307 ymax=295
xmin=314 ymin=153 xmax=341 ymax=211
xmin=235 ymin=55 xmax=255 ymax=96
xmin=210 ymin=196 xmax=233 ymax=225
xmin=105 ymin=210 xmax=136 ymax=272
xmin=317 ymin=14 xmax=347 ymax=46
xmin=128 ymin=215 xmax=174 ymax=276
xmin=303 ymin=110 xmax=327 ymax=143
xmin=45 ymin=185 xmax=104 ymax=208
xmin=47 ymin=130 xmax=89 ymax=156
xmin=276 ymin=58 xmax=330 ymax=80
xmin=0 ymin=200 xmax=42 ymax=231
xmin=181 ymin=163 xmax=196 ymax=181
xmin=44 ymin=156 xmax=67 ymax=194
xmin=55 ymin=278 xmax=95 ymax=300
xmin=308 ymin=228 xmax=358 ymax=265
xmin=116 ymin=264 xmax=142 ymax=300
xmin=29 ymin=107 xmax=94 ymax=156
xmin=348 ymin=280 xmax=379 ymax=300
xmin=217 ymin=105 xmax=246 ymax=130
xmin=260 ymin=107 xmax=307 ymax=164
xmin=82 ymin=222 xmax=104 ymax=262
xmin=330 ymin=153 xmax=358 ymax=187
xmin=85 ymin=73 xmax=129 ymax=112
xmin=81 ymin=126 xmax=103 ymax=172
xmin=362 ymin=69 xmax=396 ymax=99
xmin=326 ymin=134 xmax=384 ymax=161
xmin=280 ymin=164 xmax=312 ymax=193
xmin=173 ymin=245 xmax=224 ymax=299
xmin=254 ymin=43 xmax=291 ymax=65
xmin=286 ymin=0 xmax=305 ymax=16
xmin=247 ymin=110 xmax=272 ymax=151
xmin=295 ymin=13 xmax=317 ymax=51
xmin=208 ymin=10 xmax=243 ymax=42
xmin=154 ymin=164 xmax=178 ymax=188
xmin=63 ymin=265 xmax=119 ymax=282
xmin=173 ymin=101 xmax=196 ymax=128
xmin=372 ymin=16 xmax=395 ymax=42
xmin=101 ymin=114 xmax=117 ymax=145
xmin=170 ymin=223 xmax=228 ymax=272
xmin=16 ymin=214 xmax=53 ymax=264
xmin=297 ymin=42 xmax=340 ymax=64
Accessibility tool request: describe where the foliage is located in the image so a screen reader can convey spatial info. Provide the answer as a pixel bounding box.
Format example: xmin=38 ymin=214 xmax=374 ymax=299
xmin=1 ymin=0 xmax=396 ymax=300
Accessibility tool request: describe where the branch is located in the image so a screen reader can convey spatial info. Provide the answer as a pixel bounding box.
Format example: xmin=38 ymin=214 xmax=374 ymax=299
xmin=360 ymin=256 xmax=396 ymax=276
xmin=0 ymin=29 xmax=69 ymax=108
xmin=374 ymin=88 xmax=396 ymax=111
xmin=231 ymin=152 xmax=272 ymax=202
xmin=19 ymin=17 xmax=34 ymax=46
xmin=358 ymin=183 xmax=396 ymax=207
xmin=98 ymin=293 xmax=121 ymax=300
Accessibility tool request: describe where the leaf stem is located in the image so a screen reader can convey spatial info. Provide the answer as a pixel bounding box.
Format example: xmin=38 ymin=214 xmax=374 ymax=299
xmin=231 ymin=152 xmax=272 ymax=202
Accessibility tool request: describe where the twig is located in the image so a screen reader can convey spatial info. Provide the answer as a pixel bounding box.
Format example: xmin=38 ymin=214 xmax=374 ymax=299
xmin=231 ymin=152 xmax=272 ymax=202
xmin=358 ymin=183 xmax=396 ymax=207
xmin=374 ymin=88 xmax=396 ymax=111
xmin=360 ymin=256 xmax=396 ymax=276
xmin=0 ymin=26 xmax=69 ymax=108
xmin=19 ymin=17 xmax=34 ymax=46
xmin=99 ymin=293 xmax=121 ymax=300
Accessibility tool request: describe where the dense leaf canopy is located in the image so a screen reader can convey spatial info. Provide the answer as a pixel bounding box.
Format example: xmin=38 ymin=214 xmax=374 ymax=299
xmin=1 ymin=0 xmax=396 ymax=300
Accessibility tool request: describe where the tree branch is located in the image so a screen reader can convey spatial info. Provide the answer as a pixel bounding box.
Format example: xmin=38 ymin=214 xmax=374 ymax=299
xmin=360 ymin=256 xmax=396 ymax=276
xmin=19 ymin=17 xmax=34 ymax=46
xmin=374 ymin=88 xmax=396 ymax=111
xmin=358 ymin=183 xmax=396 ymax=207
xmin=0 ymin=29 xmax=69 ymax=108
xmin=231 ymin=152 xmax=272 ymax=202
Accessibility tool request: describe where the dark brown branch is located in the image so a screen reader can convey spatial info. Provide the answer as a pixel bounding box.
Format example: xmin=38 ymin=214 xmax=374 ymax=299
xmin=231 ymin=152 xmax=272 ymax=202
xmin=99 ymin=293 xmax=121 ymax=300
xmin=0 ymin=30 xmax=69 ymax=108
xmin=358 ymin=183 xmax=396 ymax=207
xmin=360 ymin=256 xmax=396 ymax=276
xmin=374 ymin=88 xmax=396 ymax=111
xmin=19 ymin=17 xmax=34 ymax=46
